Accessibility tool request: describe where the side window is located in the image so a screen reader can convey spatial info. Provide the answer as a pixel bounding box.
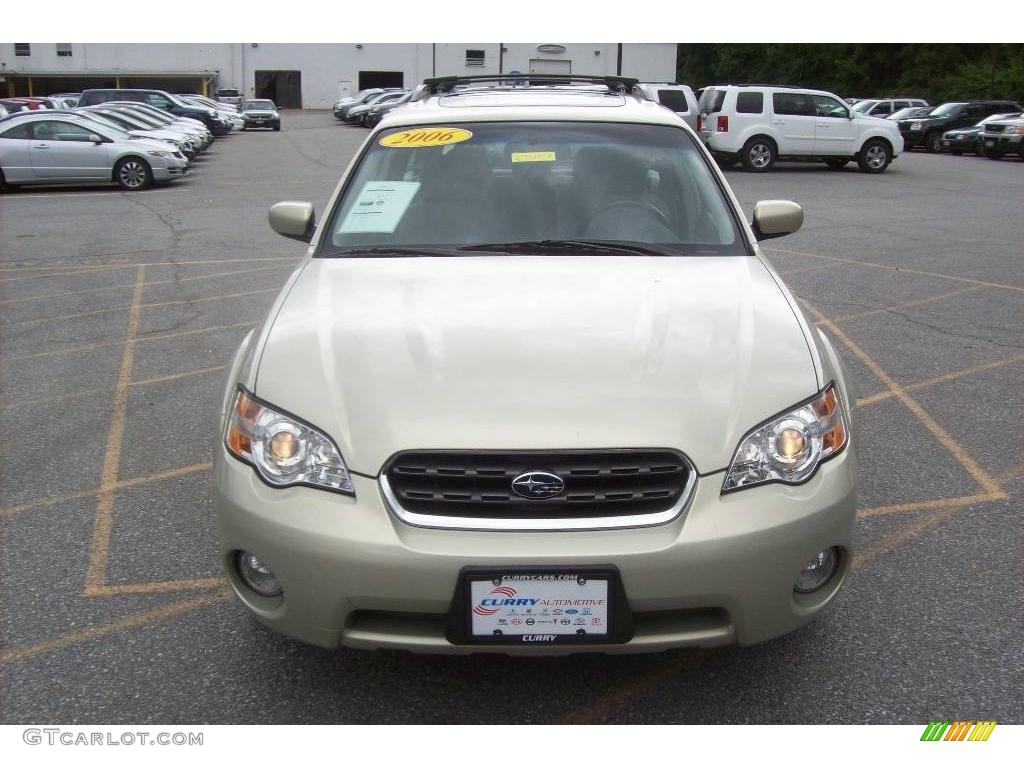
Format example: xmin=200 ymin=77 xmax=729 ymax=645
xmin=964 ymin=105 xmax=981 ymax=119
xmin=773 ymin=93 xmax=815 ymax=116
xmin=656 ymin=89 xmax=690 ymax=113
xmin=51 ymin=122 xmax=96 ymax=141
xmin=698 ymin=88 xmax=725 ymax=114
xmin=813 ymin=95 xmax=849 ymax=118
xmin=0 ymin=122 xmax=34 ymax=139
xmin=145 ymin=94 xmax=172 ymax=109
xmin=735 ymin=92 xmax=764 ymax=114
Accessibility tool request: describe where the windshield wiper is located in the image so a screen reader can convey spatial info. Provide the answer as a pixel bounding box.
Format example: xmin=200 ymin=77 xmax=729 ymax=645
xmin=327 ymin=246 xmax=464 ymax=258
xmin=458 ymin=239 xmax=670 ymax=256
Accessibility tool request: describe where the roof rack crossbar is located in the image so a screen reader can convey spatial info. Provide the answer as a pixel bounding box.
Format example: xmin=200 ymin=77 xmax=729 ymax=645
xmin=415 ymin=73 xmax=641 ymax=99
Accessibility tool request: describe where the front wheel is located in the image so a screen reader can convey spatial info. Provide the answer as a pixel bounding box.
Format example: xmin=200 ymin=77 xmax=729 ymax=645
xmin=857 ymin=139 xmax=892 ymax=173
xmin=273 ymin=123 xmax=281 ymax=131
xmin=925 ymin=131 xmax=942 ymax=153
xmin=740 ymin=137 xmax=775 ymax=172
xmin=114 ymin=157 xmax=152 ymax=191
xmin=825 ymin=158 xmax=849 ymax=170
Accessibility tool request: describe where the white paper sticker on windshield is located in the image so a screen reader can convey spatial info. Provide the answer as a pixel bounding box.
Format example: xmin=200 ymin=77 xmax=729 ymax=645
xmin=338 ymin=181 xmax=421 ymax=234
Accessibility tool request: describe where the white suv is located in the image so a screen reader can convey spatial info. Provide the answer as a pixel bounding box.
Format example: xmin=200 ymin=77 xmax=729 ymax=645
xmin=698 ymin=85 xmax=903 ymax=173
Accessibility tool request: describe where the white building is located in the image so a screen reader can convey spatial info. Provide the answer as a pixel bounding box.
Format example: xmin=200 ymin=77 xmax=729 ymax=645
xmin=0 ymin=43 xmax=678 ymax=108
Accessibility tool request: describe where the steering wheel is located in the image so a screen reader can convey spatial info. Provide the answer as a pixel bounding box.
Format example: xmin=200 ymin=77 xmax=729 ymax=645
xmin=588 ymin=200 xmax=671 ymax=229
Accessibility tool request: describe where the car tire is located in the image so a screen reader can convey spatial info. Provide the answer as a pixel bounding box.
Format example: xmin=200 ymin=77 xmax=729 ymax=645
xmin=984 ymin=148 xmax=1002 ymax=159
xmin=114 ymin=157 xmax=153 ymax=191
xmin=273 ymin=124 xmax=281 ymax=131
xmin=857 ymin=139 xmax=892 ymax=173
xmin=740 ymin=137 xmax=776 ymax=172
xmin=824 ymin=158 xmax=849 ymax=170
xmin=925 ymin=131 xmax=942 ymax=153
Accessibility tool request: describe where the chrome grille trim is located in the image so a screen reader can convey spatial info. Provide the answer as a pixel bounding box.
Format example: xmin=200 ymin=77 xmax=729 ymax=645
xmin=379 ymin=449 xmax=699 ymax=531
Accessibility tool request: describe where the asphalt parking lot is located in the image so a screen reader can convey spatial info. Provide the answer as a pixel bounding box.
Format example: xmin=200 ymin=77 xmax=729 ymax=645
xmin=1 ymin=110 xmax=1021 ymax=724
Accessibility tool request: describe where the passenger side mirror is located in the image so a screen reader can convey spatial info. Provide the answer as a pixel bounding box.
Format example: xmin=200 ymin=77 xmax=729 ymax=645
xmin=751 ymin=200 xmax=803 ymax=241
xmin=89 ymin=134 xmax=104 ymax=144
xmin=269 ymin=201 xmax=316 ymax=243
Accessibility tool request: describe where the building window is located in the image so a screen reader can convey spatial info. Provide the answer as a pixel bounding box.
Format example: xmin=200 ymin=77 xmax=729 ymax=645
xmin=15 ymin=43 xmax=31 ymax=57
xmin=465 ymin=49 xmax=485 ymax=67
xmin=56 ymin=43 xmax=72 ymax=57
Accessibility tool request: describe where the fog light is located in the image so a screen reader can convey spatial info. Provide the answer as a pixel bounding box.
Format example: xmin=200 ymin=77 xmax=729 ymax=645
xmin=237 ymin=551 xmax=282 ymax=596
xmin=795 ymin=547 xmax=839 ymax=593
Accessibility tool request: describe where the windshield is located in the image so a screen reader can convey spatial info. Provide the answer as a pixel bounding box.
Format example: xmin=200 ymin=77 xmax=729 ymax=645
xmin=320 ymin=121 xmax=745 ymax=257
xmin=928 ymin=103 xmax=966 ymax=117
xmin=244 ymin=100 xmax=275 ymax=110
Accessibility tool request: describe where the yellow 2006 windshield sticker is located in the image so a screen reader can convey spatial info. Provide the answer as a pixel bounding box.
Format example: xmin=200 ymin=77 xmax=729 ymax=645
xmin=511 ymin=151 xmax=556 ymax=163
xmin=380 ymin=127 xmax=473 ymax=148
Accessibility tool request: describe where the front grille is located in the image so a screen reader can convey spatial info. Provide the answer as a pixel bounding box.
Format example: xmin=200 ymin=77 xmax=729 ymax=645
xmin=383 ymin=450 xmax=692 ymax=522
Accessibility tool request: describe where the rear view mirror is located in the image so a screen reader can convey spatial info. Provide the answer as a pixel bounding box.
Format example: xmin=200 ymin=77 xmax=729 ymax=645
xmin=268 ymin=201 xmax=316 ymax=243
xmin=751 ymin=200 xmax=803 ymax=241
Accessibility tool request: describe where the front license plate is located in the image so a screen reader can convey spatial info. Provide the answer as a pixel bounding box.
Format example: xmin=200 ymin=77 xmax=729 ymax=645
xmin=985 ymin=139 xmax=995 ymax=147
xmin=447 ymin=567 xmax=632 ymax=646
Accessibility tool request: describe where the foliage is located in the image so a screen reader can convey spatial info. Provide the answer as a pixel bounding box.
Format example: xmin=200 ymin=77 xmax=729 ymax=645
xmin=676 ymin=44 xmax=1024 ymax=104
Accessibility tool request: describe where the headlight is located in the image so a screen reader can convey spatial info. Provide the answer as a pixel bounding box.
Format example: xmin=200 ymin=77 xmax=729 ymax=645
xmin=910 ymin=122 xmax=922 ymax=130
xmin=1014 ymin=125 xmax=1024 ymax=135
xmin=147 ymin=150 xmax=172 ymax=157
xmin=225 ymin=386 xmax=355 ymax=495
xmin=722 ymin=383 xmax=848 ymax=492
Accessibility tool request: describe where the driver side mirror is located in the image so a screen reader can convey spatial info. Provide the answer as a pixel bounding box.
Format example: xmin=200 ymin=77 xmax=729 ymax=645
xmin=269 ymin=201 xmax=316 ymax=243
xmin=751 ymin=200 xmax=803 ymax=241
xmin=89 ymin=133 xmax=104 ymax=144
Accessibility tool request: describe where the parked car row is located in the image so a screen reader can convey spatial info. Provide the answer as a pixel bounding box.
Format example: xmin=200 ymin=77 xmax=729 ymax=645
xmin=333 ymin=88 xmax=412 ymax=127
xmin=0 ymin=89 xmax=236 ymax=191
xmin=891 ymin=100 xmax=1024 ymax=160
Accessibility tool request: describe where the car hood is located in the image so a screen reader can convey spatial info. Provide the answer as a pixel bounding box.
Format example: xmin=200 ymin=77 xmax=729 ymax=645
xmin=122 ymin=136 xmax=178 ymax=151
xmin=254 ymin=255 xmax=818 ymax=475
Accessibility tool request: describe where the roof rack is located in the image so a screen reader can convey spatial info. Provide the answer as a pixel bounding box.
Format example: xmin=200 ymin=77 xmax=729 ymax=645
xmin=412 ymin=73 xmax=643 ymax=101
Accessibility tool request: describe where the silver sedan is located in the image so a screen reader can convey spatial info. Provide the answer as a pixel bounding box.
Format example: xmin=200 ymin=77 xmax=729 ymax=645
xmin=0 ymin=112 xmax=188 ymax=191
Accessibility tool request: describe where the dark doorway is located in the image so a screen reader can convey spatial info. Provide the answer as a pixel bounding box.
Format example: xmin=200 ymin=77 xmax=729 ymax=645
xmin=254 ymin=70 xmax=302 ymax=108
xmin=358 ymin=71 xmax=404 ymax=90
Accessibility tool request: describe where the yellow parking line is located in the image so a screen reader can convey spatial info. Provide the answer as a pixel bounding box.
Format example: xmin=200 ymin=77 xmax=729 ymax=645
xmin=0 ymin=256 xmax=297 ymax=275
xmin=5 ymin=320 xmax=257 ymax=363
xmin=826 ymin=285 xmax=985 ymax=323
xmin=802 ymin=299 xmax=1006 ymax=499
xmin=0 ymin=365 xmax=228 ymax=412
xmin=0 ymin=590 xmax=232 ymax=665
xmin=130 ymin=365 xmax=227 ymax=387
xmin=0 ymin=263 xmax=291 ymax=307
xmin=766 ymin=246 xmax=1024 ymax=294
xmin=857 ymin=492 xmax=1002 ymax=518
xmin=7 ymin=287 xmax=278 ymax=328
xmin=853 ymin=505 xmax=964 ymax=571
xmin=86 ymin=577 xmax=225 ymax=597
xmin=0 ymin=462 xmax=210 ymax=518
xmin=84 ymin=266 xmax=146 ymax=594
xmin=857 ymin=353 xmax=1024 ymax=407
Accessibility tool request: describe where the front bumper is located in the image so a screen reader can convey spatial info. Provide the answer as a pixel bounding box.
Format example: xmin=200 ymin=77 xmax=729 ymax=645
xmin=941 ymin=134 xmax=979 ymax=152
xmin=152 ymin=158 xmax=189 ymax=180
xmin=214 ymin=443 xmax=857 ymax=655
xmin=981 ymin=133 xmax=1023 ymax=153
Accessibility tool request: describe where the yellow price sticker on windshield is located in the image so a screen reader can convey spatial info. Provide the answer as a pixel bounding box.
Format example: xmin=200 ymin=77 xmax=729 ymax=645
xmin=380 ymin=127 xmax=473 ymax=148
xmin=510 ymin=151 xmax=556 ymax=163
